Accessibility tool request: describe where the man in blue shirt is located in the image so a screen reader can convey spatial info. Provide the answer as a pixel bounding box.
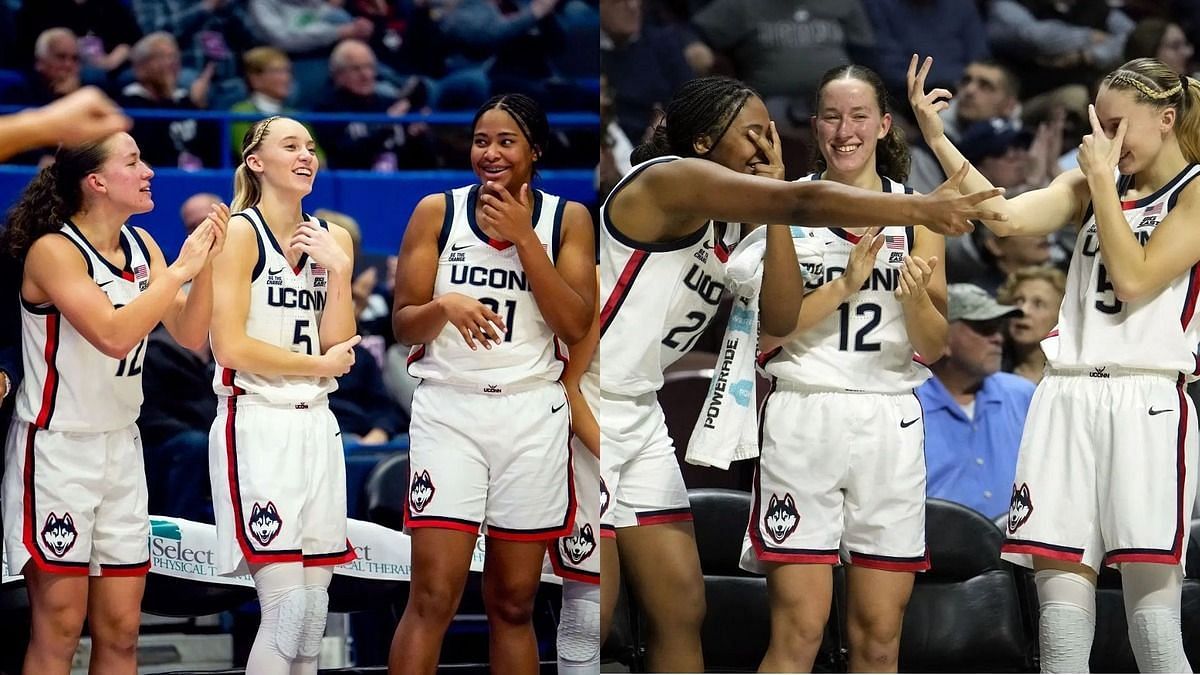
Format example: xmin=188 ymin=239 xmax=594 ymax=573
xmin=918 ymin=284 xmax=1035 ymax=521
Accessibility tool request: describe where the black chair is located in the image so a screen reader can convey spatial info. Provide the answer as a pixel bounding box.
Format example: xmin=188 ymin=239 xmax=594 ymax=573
xmin=141 ymin=575 xmax=257 ymax=617
xmin=601 ymin=574 xmax=644 ymax=669
xmin=898 ymin=499 xmax=1031 ymax=672
xmin=689 ymin=488 xmax=843 ymax=672
xmin=362 ymin=451 xmax=409 ymax=527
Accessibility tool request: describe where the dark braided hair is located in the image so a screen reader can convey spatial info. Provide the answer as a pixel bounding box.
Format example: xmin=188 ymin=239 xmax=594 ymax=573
xmin=811 ymin=64 xmax=910 ymax=183
xmin=0 ymin=138 xmax=113 ymax=259
xmin=473 ymin=93 xmax=550 ymax=165
xmin=631 ymin=76 xmax=759 ymax=164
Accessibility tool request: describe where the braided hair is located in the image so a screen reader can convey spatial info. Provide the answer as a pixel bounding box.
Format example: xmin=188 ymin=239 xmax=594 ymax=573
xmin=631 ymin=76 xmax=759 ymax=164
xmin=0 ymin=138 xmax=114 ymax=259
xmin=811 ymin=64 xmax=910 ymax=183
xmin=1103 ymin=58 xmax=1200 ymax=163
xmin=473 ymin=93 xmax=550 ymax=173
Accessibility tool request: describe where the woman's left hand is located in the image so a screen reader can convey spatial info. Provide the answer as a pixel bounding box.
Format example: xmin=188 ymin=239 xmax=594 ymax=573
xmin=896 ymin=254 xmax=938 ymax=306
xmin=289 ymin=221 xmax=351 ymax=276
xmin=749 ymin=120 xmax=785 ymax=180
xmin=1078 ymin=103 xmax=1127 ymax=179
xmin=479 ymin=181 xmax=536 ymax=245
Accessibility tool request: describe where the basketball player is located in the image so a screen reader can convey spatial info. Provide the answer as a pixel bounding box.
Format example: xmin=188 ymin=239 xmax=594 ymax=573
xmin=911 ymin=54 xmax=1200 ymax=673
xmin=388 ymin=94 xmax=595 ymax=675
xmin=598 ymin=75 xmax=1004 ymax=671
xmin=555 ymin=261 xmax=601 ymax=674
xmin=745 ymin=65 xmax=945 ymax=673
xmin=208 ymin=116 xmax=361 ymax=675
xmin=0 ymin=133 xmax=226 ymax=675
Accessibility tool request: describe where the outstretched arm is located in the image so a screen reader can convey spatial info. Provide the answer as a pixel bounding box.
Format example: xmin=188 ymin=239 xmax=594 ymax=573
xmin=907 ymin=54 xmax=1088 ymax=237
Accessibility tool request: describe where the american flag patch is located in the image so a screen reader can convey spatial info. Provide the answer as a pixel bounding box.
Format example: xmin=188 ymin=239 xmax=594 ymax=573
xmin=134 ymin=264 xmax=149 ymax=279
xmin=311 ymin=262 xmax=326 ymax=275
xmin=884 ymin=235 xmax=906 ymax=251
xmin=1144 ymin=202 xmax=1164 ymax=216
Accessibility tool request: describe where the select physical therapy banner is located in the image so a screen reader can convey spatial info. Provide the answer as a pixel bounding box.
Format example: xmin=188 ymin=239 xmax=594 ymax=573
xmin=2 ymin=517 xmax=562 ymax=586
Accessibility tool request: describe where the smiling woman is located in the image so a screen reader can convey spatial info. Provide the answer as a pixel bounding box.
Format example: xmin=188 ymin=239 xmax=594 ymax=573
xmin=388 ymin=93 xmax=597 ymax=675
xmin=207 ymin=115 xmax=361 ymax=675
xmin=0 ymin=132 xmax=225 ymax=675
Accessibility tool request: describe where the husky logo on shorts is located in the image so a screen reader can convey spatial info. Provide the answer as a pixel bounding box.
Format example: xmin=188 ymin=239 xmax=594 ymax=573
xmin=561 ymin=524 xmax=597 ymax=564
xmin=600 ymin=478 xmax=610 ymax=516
xmin=1008 ymin=483 xmax=1034 ymax=534
xmin=249 ymin=501 xmax=283 ymax=546
xmin=764 ymin=493 xmax=800 ymax=544
xmin=41 ymin=512 xmax=78 ymax=557
xmin=410 ymin=470 xmax=436 ymax=513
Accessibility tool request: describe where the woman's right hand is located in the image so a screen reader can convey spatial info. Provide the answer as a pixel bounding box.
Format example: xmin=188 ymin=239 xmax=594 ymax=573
xmin=907 ymin=54 xmax=951 ymax=144
xmin=842 ymin=227 xmax=885 ymax=291
xmin=918 ymin=162 xmax=1006 ymax=235
xmin=169 ymin=221 xmax=217 ymax=282
xmin=439 ymin=292 xmax=506 ymax=350
xmin=316 ymin=335 xmax=361 ymax=377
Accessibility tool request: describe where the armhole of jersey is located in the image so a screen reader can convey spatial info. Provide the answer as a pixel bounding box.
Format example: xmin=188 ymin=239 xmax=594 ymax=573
xmin=24 ymin=232 xmax=90 ymax=311
xmin=126 ymin=225 xmax=152 ymax=265
xmin=232 ymin=212 xmax=266 ymax=283
xmin=905 ymin=226 xmax=915 ymax=253
xmin=551 ymin=196 xmax=567 ymax=263
xmin=436 ymin=190 xmax=454 ymax=255
xmin=1167 ymin=168 xmax=1200 ymax=211
xmin=315 ymin=216 xmax=330 ymax=232
xmin=55 ymin=231 xmax=94 ymax=279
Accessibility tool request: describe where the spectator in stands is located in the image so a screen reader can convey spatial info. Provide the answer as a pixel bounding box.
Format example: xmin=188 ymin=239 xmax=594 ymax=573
xmin=599 ymin=72 xmax=633 ymax=201
xmin=131 ymin=0 xmax=257 ymax=110
xmin=986 ymin=0 xmax=1134 ymax=123
xmin=918 ymin=284 xmax=1034 ymax=521
xmin=997 ymin=265 xmax=1066 ymax=385
xmin=1125 ymin=17 xmax=1195 ymax=76
xmin=229 ymin=47 xmax=325 ymax=163
xmin=15 ymin=0 xmax=142 ymax=76
xmin=247 ymin=0 xmax=374 ymax=101
xmin=601 ymin=0 xmax=695 ymax=141
xmin=938 ymin=60 xmax=1022 ymax=144
xmin=139 ymin=192 xmax=223 ymax=523
xmin=118 ymin=32 xmax=219 ymax=169
xmin=314 ymin=39 xmax=437 ymax=170
xmin=14 ymin=28 xmax=83 ymax=106
xmin=863 ymin=0 xmax=990 ymax=100
xmin=691 ymin=0 xmax=875 ymax=122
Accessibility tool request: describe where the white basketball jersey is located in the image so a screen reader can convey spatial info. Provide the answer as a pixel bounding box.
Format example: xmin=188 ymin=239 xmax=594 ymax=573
xmin=212 ymin=207 xmax=337 ymax=403
xmin=759 ymin=174 xmax=931 ymax=393
xmin=599 ymin=156 xmax=739 ymax=397
xmin=1044 ymin=164 xmax=1200 ymax=374
xmin=407 ymin=184 xmax=568 ymax=387
xmin=15 ymin=222 xmax=152 ymax=432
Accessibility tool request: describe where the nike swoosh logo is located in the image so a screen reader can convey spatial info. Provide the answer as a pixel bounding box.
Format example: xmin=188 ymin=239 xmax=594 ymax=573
xmin=1149 ymin=407 xmax=1173 ymax=416
xmin=900 ymin=417 xmax=920 ymax=428
xmin=551 ymin=402 xmax=566 ymax=413
xmin=97 ymin=280 xmax=114 ymax=288
xmin=268 ymin=266 xmax=285 ymax=275
xmin=451 ymin=243 xmax=473 ymax=251
xmin=703 ymin=240 xmax=715 ymax=250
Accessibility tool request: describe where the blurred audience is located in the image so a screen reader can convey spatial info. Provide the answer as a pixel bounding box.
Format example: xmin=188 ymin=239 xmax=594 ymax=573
xmin=229 ymin=46 xmax=325 ymax=162
xmin=864 ymin=0 xmax=990 ymax=99
xmin=15 ymin=0 xmax=142 ymax=76
xmin=1125 ymin=17 xmax=1195 ymax=76
xmin=938 ymin=60 xmax=1022 ymax=144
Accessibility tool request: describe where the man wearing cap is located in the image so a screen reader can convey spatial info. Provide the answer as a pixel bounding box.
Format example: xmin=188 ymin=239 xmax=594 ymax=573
xmin=917 ymin=284 xmax=1035 ymax=521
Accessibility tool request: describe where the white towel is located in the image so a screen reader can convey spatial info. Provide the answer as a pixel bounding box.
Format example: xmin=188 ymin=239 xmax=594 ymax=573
xmin=685 ymin=227 xmax=824 ymax=469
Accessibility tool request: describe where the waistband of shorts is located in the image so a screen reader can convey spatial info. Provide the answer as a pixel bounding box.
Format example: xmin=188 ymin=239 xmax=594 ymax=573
xmin=771 ymin=379 xmax=914 ymax=396
xmin=417 ymin=378 xmax=559 ymax=395
xmin=1045 ymin=366 xmax=1182 ymax=381
xmin=219 ymin=394 xmax=329 ymax=409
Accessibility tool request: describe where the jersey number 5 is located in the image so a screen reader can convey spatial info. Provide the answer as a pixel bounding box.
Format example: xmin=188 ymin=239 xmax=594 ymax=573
xmin=1095 ymin=263 xmax=1123 ymax=315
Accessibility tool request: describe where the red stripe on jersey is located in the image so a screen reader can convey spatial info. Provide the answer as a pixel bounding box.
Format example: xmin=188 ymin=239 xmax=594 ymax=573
xmin=599 ymin=250 xmax=649 ymax=336
xmin=34 ymin=313 xmax=60 ymax=429
xmin=1180 ymin=262 xmax=1200 ymax=329
xmin=1045 ymin=328 xmax=1059 ymax=339
xmin=221 ymin=367 xmax=246 ymax=396
xmin=406 ymin=344 xmax=426 ymax=366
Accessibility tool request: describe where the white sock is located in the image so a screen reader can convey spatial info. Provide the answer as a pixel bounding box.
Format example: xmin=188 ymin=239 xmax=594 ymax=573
xmin=1122 ymin=563 xmax=1193 ymax=673
xmin=557 ymin=580 xmax=600 ymax=674
xmin=1035 ymin=569 xmax=1096 ymax=673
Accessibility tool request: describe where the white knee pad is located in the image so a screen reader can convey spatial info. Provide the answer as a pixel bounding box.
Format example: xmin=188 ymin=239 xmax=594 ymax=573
xmin=299 ymin=586 xmax=330 ymax=659
xmin=267 ymin=586 xmax=308 ymax=660
xmin=1034 ymin=569 xmax=1096 ymax=674
xmin=557 ymin=581 xmax=600 ymax=674
xmin=1122 ymin=563 xmax=1192 ymax=673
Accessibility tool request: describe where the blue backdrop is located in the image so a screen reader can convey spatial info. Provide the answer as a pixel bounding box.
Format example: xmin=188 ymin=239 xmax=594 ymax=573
xmin=0 ymin=166 xmax=595 ymax=257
